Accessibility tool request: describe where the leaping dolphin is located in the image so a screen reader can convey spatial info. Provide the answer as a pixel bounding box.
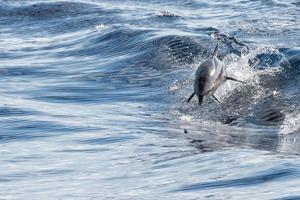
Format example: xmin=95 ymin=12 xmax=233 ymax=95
xmin=187 ymin=44 xmax=244 ymax=105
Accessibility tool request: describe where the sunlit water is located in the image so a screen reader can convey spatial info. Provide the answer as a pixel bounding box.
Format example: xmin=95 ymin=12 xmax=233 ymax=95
xmin=0 ymin=0 xmax=300 ymax=199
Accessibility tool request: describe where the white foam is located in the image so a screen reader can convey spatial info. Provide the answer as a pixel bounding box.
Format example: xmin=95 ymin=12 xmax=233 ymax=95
xmin=95 ymin=24 xmax=105 ymax=29
xmin=214 ymin=53 xmax=257 ymax=99
xmin=279 ymin=111 xmax=300 ymax=135
xmin=179 ymin=115 xmax=192 ymax=122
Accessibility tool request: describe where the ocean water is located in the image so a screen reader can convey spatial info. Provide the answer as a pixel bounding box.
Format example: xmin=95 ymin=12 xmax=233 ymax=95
xmin=0 ymin=0 xmax=299 ymax=199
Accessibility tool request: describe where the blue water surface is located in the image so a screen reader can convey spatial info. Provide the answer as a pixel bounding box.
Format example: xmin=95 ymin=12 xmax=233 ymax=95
xmin=0 ymin=0 xmax=300 ymax=199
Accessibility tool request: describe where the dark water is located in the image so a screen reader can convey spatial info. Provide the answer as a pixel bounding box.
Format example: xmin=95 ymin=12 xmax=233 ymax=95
xmin=0 ymin=0 xmax=300 ymax=199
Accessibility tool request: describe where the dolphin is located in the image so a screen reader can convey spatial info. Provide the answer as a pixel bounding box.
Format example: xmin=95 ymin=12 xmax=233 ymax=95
xmin=187 ymin=44 xmax=244 ymax=105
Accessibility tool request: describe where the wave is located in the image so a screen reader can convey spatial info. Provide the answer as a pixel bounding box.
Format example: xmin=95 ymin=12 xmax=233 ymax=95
xmin=0 ymin=0 xmax=299 ymax=135
xmin=167 ymin=38 xmax=299 ymax=134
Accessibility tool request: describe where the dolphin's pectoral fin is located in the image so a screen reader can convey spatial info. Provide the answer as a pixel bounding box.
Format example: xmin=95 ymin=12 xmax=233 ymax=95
xmin=211 ymin=94 xmax=221 ymax=104
xmin=187 ymin=92 xmax=195 ymax=103
xmin=198 ymin=96 xmax=203 ymax=105
xmin=226 ymin=76 xmax=245 ymax=83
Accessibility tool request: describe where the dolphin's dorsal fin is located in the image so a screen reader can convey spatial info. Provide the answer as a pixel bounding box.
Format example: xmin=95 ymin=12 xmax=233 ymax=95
xmin=212 ymin=43 xmax=218 ymax=58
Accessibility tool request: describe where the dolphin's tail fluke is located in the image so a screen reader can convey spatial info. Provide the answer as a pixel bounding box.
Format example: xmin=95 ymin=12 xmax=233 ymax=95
xmin=212 ymin=43 xmax=218 ymax=57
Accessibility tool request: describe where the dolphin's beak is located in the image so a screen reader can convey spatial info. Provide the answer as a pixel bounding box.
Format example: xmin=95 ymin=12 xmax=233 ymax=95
xmin=198 ymin=96 xmax=203 ymax=105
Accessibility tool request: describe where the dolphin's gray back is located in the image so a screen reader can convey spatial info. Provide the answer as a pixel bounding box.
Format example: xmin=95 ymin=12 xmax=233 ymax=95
xmin=194 ymin=56 xmax=225 ymax=96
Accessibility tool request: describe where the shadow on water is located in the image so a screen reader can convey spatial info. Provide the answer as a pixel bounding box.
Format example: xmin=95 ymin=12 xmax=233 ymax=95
xmin=174 ymin=167 xmax=300 ymax=192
